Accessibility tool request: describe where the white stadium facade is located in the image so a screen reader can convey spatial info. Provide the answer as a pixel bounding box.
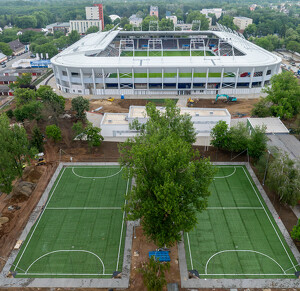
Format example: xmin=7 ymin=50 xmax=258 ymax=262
xmin=51 ymin=25 xmax=281 ymax=96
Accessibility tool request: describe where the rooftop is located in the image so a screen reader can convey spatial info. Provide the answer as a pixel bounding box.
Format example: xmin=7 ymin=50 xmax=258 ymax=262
xmin=247 ymin=117 xmax=289 ymax=134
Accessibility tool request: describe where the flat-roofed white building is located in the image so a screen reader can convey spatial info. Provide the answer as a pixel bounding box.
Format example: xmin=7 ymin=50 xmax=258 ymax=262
xmin=70 ymin=20 xmax=102 ymax=34
xmin=166 ymin=15 xmax=178 ymax=25
xmin=129 ymin=15 xmax=143 ymax=27
xmin=233 ymin=17 xmax=253 ymax=30
xmin=100 ymin=106 xmax=231 ymax=137
xmin=201 ymin=8 xmax=223 ymax=19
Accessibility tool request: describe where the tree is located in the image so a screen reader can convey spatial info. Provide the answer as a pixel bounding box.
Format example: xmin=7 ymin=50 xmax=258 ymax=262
xmin=0 ymin=114 xmax=36 ymax=193
xmin=84 ymin=122 xmax=104 ymax=148
xmin=210 ymin=120 xmax=230 ymax=150
xmin=68 ymin=30 xmax=80 ymax=45
xmin=251 ymin=98 xmax=272 ymax=117
xmin=286 ymin=40 xmax=300 ymax=56
xmin=72 ymin=121 xmax=84 ymax=139
xmin=291 ymin=219 xmax=300 ymax=241
xmin=13 ymin=88 xmax=37 ymax=107
xmin=15 ymin=15 xmax=37 ymax=28
xmin=86 ymin=26 xmax=99 ymax=34
xmin=103 ymin=24 xmax=114 ymax=31
xmin=120 ymin=17 xmax=129 ymax=28
xmin=9 ymin=73 xmax=32 ymax=91
xmin=142 ymin=15 xmax=158 ymax=31
xmin=263 ymin=71 xmax=300 ymax=119
xmin=14 ymin=101 xmax=43 ymax=122
xmin=139 ymin=256 xmax=170 ymax=291
xmin=31 ymin=126 xmax=44 ymax=152
xmin=247 ymin=126 xmax=267 ymax=160
xmin=0 ymin=42 xmax=13 ymax=56
xmin=227 ymin=122 xmax=250 ymax=153
xmin=38 ymin=86 xmax=65 ymax=116
xmin=186 ymin=11 xmax=209 ymax=30
xmin=159 ymin=18 xmax=174 ymax=31
xmin=71 ymin=96 xmax=89 ymax=120
xmin=119 ymin=101 xmax=216 ymax=246
xmin=267 ymin=152 xmax=300 ymax=206
xmin=218 ymin=15 xmax=238 ymax=31
xmin=46 ymin=124 xmax=62 ymax=142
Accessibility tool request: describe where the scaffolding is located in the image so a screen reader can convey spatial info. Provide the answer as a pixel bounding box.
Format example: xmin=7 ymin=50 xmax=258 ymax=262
xmin=119 ymin=39 xmax=135 ymax=58
xmin=149 ymin=20 xmax=159 ymax=31
xmin=190 ymin=38 xmax=206 ymax=57
xmin=147 ymin=39 xmax=163 ymax=57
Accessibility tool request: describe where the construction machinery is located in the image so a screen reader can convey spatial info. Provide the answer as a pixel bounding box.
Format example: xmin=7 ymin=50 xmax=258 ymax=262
xmin=214 ymin=94 xmax=237 ymax=104
xmin=107 ymin=97 xmax=115 ymax=102
xmin=187 ymin=97 xmax=195 ymax=107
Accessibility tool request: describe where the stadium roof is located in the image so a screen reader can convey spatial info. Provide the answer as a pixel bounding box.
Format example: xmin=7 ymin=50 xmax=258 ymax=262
xmin=51 ymin=30 xmax=281 ymax=69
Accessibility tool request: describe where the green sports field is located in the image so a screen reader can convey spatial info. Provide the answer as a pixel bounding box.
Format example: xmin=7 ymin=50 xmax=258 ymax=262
xmin=120 ymin=50 xmax=214 ymax=57
xmin=184 ymin=166 xmax=300 ymax=279
xmin=11 ymin=166 xmax=129 ymax=278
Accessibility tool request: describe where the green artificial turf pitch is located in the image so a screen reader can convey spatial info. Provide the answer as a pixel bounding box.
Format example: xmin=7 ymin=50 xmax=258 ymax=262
xmin=11 ymin=166 xmax=129 ymax=278
xmin=120 ymin=50 xmax=214 ymax=57
xmin=184 ymin=166 xmax=300 ymax=279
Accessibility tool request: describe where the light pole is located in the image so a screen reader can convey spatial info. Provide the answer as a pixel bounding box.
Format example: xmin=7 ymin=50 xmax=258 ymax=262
xmin=262 ymin=150 xmax=271 ymax=186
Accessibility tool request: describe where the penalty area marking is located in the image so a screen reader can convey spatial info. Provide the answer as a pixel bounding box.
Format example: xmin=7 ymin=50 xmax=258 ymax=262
xmin=206 ymin=207 xmax=263 ymax=210
xmin=205 ymin=250 xmax=286 ymax=275
xmin=214 ymin=167 xmax=236 ymax=179
xmin=47 ymin=207 xmax=122 ymax=210
xmin=25 ymin=250 xmax=106 ymax=274
xmin=16 ymin=273 xmax=113 ymax=276
xmin=72 ymin=167 xmax=124 ymax=179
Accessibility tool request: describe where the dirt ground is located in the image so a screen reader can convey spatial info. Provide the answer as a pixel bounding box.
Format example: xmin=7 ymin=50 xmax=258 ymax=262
xmin=0 ymin=98 xmax=299 ymax=291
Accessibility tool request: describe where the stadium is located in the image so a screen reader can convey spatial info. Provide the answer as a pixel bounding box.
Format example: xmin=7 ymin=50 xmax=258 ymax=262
xmin=51 ymin=25 xmax=281 ymax=96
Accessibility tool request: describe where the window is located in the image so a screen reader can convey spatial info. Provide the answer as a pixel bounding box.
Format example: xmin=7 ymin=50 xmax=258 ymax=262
xmin=62 ymin=71 xmax=67 ymax=76
xmin=266 ymin=69 xmax=271 ymax=75
xmin=254 ymin=71 xmax=263 ymax=77
xmin=71 ymin=72 xmax=79 ymax=76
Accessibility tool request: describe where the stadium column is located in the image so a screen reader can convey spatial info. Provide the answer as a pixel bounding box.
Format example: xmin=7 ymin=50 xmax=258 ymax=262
xmin=147 ymin=68 xmax=149 ymax=90
xmin=162 ymin=68 xmax=164 ymax=89
xmin=66 ymin=68 xmax=72 ymax=92
xmin=176 ymin=68 xmax=179 ymax=90
xmin=234 ymin=68 xmax=240 ymax=92
xmin=101 ymin=68 xmax=106 ymax=94
xmin=92 ymin=68 xmax=96 ymax=94
xmin=220 ymin=68 xmax=224 ymax=92
xmin=191 ymin=68 xmax=194 ymax=90
xmin=117 ymin=68 xmax=120 ymax=92
xmin=205 ymin=68 xmax=209 ymax=92
xmin=132 ymin=68 xmax=135 ymax=93
xmin=262 ymin=66 xmax=268 ymax=87
xmin=80 ymin=69 xmax=84 ymax=94
xmin=249 ymin=67 xmax=255 ymax=89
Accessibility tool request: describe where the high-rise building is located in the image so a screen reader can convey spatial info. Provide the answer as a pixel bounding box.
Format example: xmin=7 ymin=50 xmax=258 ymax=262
xmin=86 ymin=4 xmax=104 ymax=30
xmin=150 ymin=6 xmax=159 ymax=18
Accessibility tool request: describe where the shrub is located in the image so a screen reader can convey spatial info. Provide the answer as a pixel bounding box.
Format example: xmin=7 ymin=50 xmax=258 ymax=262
xmin=291 ymin=219 xmax=300 ymax=241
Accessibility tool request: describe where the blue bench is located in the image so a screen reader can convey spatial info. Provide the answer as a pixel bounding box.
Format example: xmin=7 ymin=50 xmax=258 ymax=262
xmin=149 ymin=251 xmax=170 ymax=262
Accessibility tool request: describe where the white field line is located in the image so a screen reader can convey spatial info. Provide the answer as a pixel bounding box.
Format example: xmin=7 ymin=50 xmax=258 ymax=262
xmin=199 ymin=273 xmax=295 ymax=276
xmin=72 ymin=167 xmax=123 ymax=179
xmin=186 ymin=233 xmax=194 ymax=270
xmin=116 ymin=178 xmax=129 ymax=271
xmin=206 ymin=207 xmax=263 ymax=210
xmin=205 ymin=249 xmax=286 ymax=275
xmin=25 ymin=250 xmax=105 ymax=274
xmin=14 ymin=167 xmax=66 ymax=271
xmin=17 ymin=273 xmax=112 ymax=276
xmin=47 ymin=207 xmax=122 ymax=210
xmin=242 ymin=167 xmax=297 ymax=272
xmin=214 ymin=167 xmax=236 ymax=179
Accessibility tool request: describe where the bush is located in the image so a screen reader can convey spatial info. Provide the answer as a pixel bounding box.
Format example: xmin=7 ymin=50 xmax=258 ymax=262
xmin=6 ymin=109 xmax=14 ymax=119
xmin=251 ymin=98 xmax=272 ymax=117
xmin=45 ymin=124 xmax=62 ymax=142
xmin=139 ymin=256 xmax=170 ymax=291
xmin=291 ymin=219 xmax=300 ymax=241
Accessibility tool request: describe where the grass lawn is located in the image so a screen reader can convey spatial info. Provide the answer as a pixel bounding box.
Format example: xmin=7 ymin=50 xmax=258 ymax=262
xmin=12 ymin=166 xmax=129 ymax=278
xmin=184 ymin=166 xmax=300 ymax=279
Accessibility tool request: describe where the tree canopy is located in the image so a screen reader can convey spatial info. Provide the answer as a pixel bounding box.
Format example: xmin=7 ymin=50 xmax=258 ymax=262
xmin=119 ymin=101 xmax=215 ymax=246
xmin=71 ymin=96 xmax=89 ymax=120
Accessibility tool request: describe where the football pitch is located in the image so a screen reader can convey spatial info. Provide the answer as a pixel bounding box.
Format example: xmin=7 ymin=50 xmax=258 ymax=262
xmin=120 ymin=50 xmax=214 ymax=57
xmin=11 ymin=165 xmax=129 ymax=278
xmin=184 ymin=166 xmax=300 ymax=279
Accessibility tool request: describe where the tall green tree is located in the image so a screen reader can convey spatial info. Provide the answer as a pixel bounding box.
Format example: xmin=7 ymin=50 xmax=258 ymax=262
xmin=71 ymin=96 xmax=89 ymax=120
xmin=46 ymin=124 xmax=62 ymax=142
xmin=86 ymin=26 xmax=99 ymax=34
xmin=0 ymin=114 xmax=36 ymax=193
xmin=31 ymin=126 xmax=44 ymax=153
xmin=119 ymin=101 xmax=215 ymax=246
xmin=186 ymin=11 xmax=209 ymax=30
xmin=68 ymin=30 xmax=80 ymax=45
xmin=0 ymin=42 xmax=12 ymax=55
xmin=210 ymin=120 xmax=230 ymax=150
xmin=84 ymin=122 xmax=104 ymax=148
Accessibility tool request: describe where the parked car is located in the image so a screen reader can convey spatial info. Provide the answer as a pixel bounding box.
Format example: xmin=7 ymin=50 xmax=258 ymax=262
xmin=30 ymin=54 xmax=36 ymax=58
xmin=1 ymin=64 xmax=6 ymax=68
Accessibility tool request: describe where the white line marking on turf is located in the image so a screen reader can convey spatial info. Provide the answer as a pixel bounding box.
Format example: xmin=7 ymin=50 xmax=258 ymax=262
xmin=242 ymin=167 xmax=297 ymax=272
xmin=214 ymin=167 xmax=236 ymax=179
xmin=47 ymin=207 xmax=122 ymax=210
xmin=206 ymin=207 xmax=263 ymax=210
xmin=25 ymin=250 xmax=105 ymax=274
xmin=199 ymin=273 xmax=295 ymax=276
xmin=72 ymin=167 xmax=123 ymax=179
xmin=14 ymin=167 xmax=66 ymax=272
xmin=205 ymin=250 xmax=286 ymax=275
xmin=17 ymin=273 xmax=113 ymax=276
xmin=116 ymin=178 xmax=129 ymax=271
xmin=186 ymin=233 xmax=194 ymax=270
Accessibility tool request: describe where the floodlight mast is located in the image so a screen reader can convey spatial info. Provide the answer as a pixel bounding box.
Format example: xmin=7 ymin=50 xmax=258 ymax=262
xmin=149 ymin=20 xmax=158 ymax=31
xmin=192 ymin=20 xmax=201 ymax=31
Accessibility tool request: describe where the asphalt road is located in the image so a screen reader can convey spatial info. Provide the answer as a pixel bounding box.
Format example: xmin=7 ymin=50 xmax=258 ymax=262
xmin=0 ymin=51 xmax=31 ymax=72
